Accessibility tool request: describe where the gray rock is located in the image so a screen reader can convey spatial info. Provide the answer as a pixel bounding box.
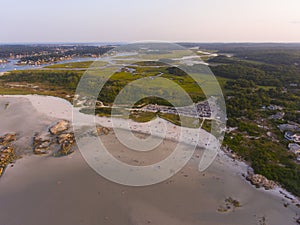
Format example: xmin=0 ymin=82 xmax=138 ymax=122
xmin=49 ymin=120 xmax=70 ymax=135
xmin=246 ymin=173 xmax=277 ymax=190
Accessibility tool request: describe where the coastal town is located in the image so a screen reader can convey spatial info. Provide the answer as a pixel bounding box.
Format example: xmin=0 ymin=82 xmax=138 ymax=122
xmin=264 ymin=104 xmax=300 ymax=162
xmin=139 ymin=100 xmax=213 ymax=118
xmin=0 ymin=45 xmax=113 ymax=66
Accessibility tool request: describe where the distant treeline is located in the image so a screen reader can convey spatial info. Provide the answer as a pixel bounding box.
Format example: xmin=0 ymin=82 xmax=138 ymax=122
xmin=1 ymin=70 xmax=83 ymax=89
xmin=179 ymin=43 xmax=300 ymax=66
xmin=210 ymin=56 xmax=300 ymax=87
xmin=0 ymin=45 xmax=114 ymax=59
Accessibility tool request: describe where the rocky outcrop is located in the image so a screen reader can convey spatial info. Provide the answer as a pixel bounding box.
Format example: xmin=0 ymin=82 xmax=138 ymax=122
xmin=246 ymin=173 xmax=277 ymax=190
xmin=0 ymin=133 xmax=17 ymax=176
xmin=33 ymin=120 xmax=75 ymax=156
xmin=34 ymin=121 xmax=75 ymax=157
xmin=1 ymin=122 xmax=112 ymax=175
xmin=49 ymin=120 xmax=70 ymax=135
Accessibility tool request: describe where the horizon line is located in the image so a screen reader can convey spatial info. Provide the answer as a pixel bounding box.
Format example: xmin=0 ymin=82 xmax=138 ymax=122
xmin=1 ymin=41 xmax=300 ymax=45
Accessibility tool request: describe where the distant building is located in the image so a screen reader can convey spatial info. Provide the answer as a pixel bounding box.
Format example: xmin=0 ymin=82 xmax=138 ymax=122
xmin=267 ymin=105 xmax=283 ymax=111
xmin=285 ymin=131 xmax=294 ymax=141
xmin=269 ymin=112 xmax=285 ymax=120
xmin=285 ymin=131 xmax=300 ymax=143
xmin=288 ymin=143 xmax=300 ymax=154
xmin=278 ymin=124 xmax=300 ymax=132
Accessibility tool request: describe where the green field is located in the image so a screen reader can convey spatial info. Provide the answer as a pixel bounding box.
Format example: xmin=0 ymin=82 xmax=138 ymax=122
xmin=44 ymin=60 xmax=107 ymax=69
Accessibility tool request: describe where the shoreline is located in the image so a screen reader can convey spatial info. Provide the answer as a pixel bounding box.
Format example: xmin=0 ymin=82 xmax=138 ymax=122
xmin=218 ymin=149 xmax=300 ymax=205
xmin=2 ymin=94 xmax=299 ymax=203
xmin=0 ymin=94 xmax=299 ymax=225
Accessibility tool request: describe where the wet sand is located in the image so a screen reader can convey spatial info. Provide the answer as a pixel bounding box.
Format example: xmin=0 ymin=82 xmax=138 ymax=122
xmin=0 ymin=95 xmax=299 ymax=225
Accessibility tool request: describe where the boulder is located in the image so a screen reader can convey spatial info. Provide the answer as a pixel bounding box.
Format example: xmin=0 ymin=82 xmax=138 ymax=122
xmin=33 ymin=132 xmax=52 ymax=155
xmin=0 ymin=146 xmax=16 ymax=176
xmin=89 ymin=126 xmax=111 ymax=137
xmin=33 ymin=132 xmax=51 ymax=144
xmin=1 ymin=146 xmax=14 ymax=154
xmin=0 ymin=153 xmax=10 ymax=164
xmin=96 ymin=126 xmax=110 ymax=135
xmin=0 ymin=133 xmax=16 ymax=146
xmin=57 ymin=133 xmax=74 ymax=144
xmin=33 ymin=146 xmax=50 ymax=155
xmin=55 ymin=140 xmax=74 ymax=157
xmin=49 ymin=120 xmax=70 ymax=135
xmin=246 ymin=173 xmax=277 ymax=190
xmin=56 ymin=133 xmax=75 ymax=156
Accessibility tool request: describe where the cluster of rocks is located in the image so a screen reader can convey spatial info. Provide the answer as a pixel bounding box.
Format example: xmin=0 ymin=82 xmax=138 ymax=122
xmin=0 ymin=121 xmax=112 ymax=177
xmin=96 ymin=126 xmax=110 ymax=136
xmin=223 ymin=146 xmax=278 ymax=191
xmin=0 ymin=133 xmax=17 ymax=177
xmin=246 ymin=173 xmax=277 ymax=190
xmin=217 ymin=197 xmax=241 ymax=213
xmin=33 ymin=120 xmax=75 ymax=157
xmin=33 ymin=120 xmax=113 ymax=156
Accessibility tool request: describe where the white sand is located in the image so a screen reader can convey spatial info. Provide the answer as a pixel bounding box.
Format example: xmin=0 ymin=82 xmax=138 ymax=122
xmin=17 ymin=94 xmax=213 ymax=148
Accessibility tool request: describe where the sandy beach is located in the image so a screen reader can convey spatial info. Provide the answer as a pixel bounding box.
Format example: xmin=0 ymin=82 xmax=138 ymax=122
xmin=0 ymin=95 xmax=299 ymax=225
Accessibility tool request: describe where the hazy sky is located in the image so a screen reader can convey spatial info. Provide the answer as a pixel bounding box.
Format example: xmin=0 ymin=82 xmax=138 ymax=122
xmin=1 ymin=0 xmax=300 ymax=43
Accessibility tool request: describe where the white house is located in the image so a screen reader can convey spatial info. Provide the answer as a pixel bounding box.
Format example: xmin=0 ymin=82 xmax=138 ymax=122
xmin=285 ymin=131 xmax=300 ymax=143
xmin=288 ymin=143 xmax=300 ymax=154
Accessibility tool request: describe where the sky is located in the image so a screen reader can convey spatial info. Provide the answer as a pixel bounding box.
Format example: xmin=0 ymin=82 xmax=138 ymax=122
xmin=1 ymin=0 xmax=300 ymax=43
